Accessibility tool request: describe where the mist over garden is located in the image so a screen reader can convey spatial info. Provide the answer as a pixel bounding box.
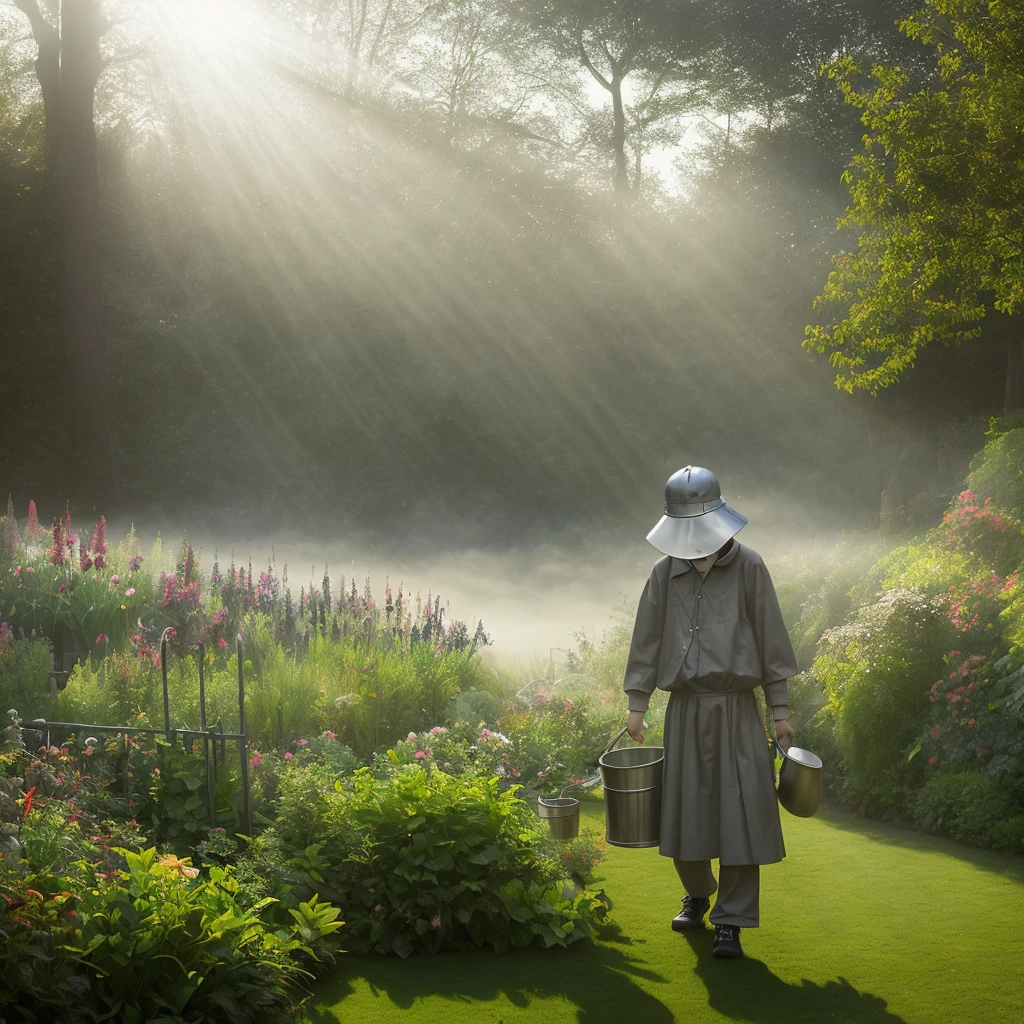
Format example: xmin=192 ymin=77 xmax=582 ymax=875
xmin=2 ymin=2 xmax=1024 ymax=1023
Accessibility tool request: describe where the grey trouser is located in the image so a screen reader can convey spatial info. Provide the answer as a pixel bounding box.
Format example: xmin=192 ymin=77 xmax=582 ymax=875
xmin=674 ymin=859 xmax=760 ymax=928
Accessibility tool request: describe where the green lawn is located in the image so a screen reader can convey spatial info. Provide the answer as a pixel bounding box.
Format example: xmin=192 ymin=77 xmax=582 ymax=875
xmin=306 ymin=800 xmax=1024 ymax=1024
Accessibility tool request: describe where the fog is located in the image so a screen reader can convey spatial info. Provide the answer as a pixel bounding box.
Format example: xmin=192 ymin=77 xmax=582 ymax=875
xmin=109 ymin=489 xmax=840 ymax=668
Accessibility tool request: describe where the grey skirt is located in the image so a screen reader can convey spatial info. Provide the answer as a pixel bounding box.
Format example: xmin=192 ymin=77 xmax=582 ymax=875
xmin=659 ymin=687 xmax=785 ymax=865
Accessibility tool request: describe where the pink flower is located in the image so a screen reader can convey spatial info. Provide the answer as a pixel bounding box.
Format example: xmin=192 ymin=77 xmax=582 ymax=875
xmin=296 ymin=738 xmax=308 ymax=747
xmin=283 ymin=752 xmax=293 ymax=760
xmin=930 ymin=726 xmax=942 ymax=740
xmin=25 ymin=566 xmax=33 ymax=574
xmin=415 ymin=750 xmax=428 ymax=760
xmin=928 ymin=756 xmax=937 ymax=766
xmin=13 ymin=565 xmax=21 ymax=577
xmin=125 ymin=587 xmax=136 ymax=597
xmin=250 ymin=752 xmax=262 ymax=767
xmin=96 ymin=634 xmax=108 ymax=644
xmin=407 ymin=732 xmax=417 ymax=741
xmin=26 ymin=500 xmax=41 ymax=544
xmin=58 ymin=584 xmax=67 ymax=594
xmin=110 ymin=575 xmax=120 ymax=585
xmin=218 ymin=637 xmax=228 ymax=649
xmin=375 ymin=904 xmax=383 ymax=912
xmin=431 ymin=915 xmax=441 ymax=929
xmin=325 ymin=731 xmax=336 ymax=739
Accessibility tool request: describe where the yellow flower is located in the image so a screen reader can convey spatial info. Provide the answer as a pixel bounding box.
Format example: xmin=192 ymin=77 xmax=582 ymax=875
xmin=156 ymin=853 xmax=200 ymax=879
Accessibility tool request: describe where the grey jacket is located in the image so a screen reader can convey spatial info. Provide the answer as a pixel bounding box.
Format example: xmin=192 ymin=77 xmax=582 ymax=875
xmin=622 ymin=541 xmax=797 ymax=720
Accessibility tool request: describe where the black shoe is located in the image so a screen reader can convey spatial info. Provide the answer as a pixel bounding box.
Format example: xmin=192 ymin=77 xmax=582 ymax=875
xmin=712 ymin=924 xmax=743 ymax=958
xmin=671 ymin=895 xmax=711 ymax=931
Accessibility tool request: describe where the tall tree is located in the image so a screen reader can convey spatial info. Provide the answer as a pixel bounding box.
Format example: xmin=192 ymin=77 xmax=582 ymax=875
xmin=517 ymin=0 xmax=708 ymax=196
xmin=806 ymin=0 xmax=1024 ymax=409
xmin=12 ymin=0 xmax=112 ymax=448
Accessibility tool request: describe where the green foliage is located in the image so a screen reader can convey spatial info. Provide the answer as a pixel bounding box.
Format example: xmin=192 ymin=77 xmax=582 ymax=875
xmin=0 ymin=626 xmax=54 ymax=720
xmin=913 ymin=770 xmax=1024 ymax=853
xmin=806 ymin=0 xmax=1024 ymax=393
xmin=814 ymin=589 xmax=952 ymax=811
xmin=966 ymin=426 xmax=1024 ymax=515
xmin=276 ymin=765 xmax=608 ymax=956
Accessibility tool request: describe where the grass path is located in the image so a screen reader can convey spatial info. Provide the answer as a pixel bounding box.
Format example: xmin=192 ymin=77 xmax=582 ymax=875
xmin=306 ymin=800 xmax=1024 ymax=1024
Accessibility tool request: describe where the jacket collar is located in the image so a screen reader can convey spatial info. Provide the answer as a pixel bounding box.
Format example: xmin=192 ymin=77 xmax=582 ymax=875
xmin=669 ymin=539 xmax=742 ymax=577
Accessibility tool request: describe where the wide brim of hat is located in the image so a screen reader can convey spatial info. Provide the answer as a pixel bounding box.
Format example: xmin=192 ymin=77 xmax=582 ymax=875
xmin=646 ymin=503 xmax=748 ymax=560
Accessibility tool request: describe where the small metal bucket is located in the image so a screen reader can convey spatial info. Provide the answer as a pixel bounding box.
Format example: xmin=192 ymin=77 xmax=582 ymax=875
xmin=771 ymin=721 xmax=823 ymax=817
xmin=537 ymin=796 xmax=580 ymax=840
xmin=598 ymin=726 xmax=664 ymax=848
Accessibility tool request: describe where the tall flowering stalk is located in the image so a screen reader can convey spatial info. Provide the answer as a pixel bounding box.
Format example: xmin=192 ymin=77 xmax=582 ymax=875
xmin=25 ymin=500 xmax=42 ymax=545
xmin=89 ymin=517 xmax=108 ymax=571
xmin=3 ymin=496 xmax=20 ymax=556
xmin=50 ymin=517 xmax=66 ymax=566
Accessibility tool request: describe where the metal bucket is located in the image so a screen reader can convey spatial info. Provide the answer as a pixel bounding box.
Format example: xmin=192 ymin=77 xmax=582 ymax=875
xmin=537 ymin=796 xmax=580 ymax=840
xmin=774 ymin=743 xmax=823 ymax=818
xmin=598 ymin=729 xmax=664 ymax=848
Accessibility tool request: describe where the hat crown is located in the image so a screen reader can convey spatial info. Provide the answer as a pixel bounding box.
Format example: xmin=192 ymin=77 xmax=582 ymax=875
xmin=664 ymin=466 xmax=722 ymax=514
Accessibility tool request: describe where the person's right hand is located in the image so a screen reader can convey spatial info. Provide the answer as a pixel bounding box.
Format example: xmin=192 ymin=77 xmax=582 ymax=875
xmin=627 ymin=710 xmax=646 ymax=744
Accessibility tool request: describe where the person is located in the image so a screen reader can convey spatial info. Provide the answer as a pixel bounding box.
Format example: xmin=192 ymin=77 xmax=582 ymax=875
xmin=623 ymin=465 xmax=798 ymax=960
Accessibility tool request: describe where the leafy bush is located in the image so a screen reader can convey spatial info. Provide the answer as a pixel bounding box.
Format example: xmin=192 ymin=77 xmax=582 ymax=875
xmin=0 ymin=623 xmax=54 ymax=720
xmin=814 ymin=589 xmax=952 ymax=811
xmin=965 ymin=424 xmax=1024 ymax=513
xmin=914 ymin=653 xmax=1024 ymax=776
xmin=912 ymin=770 xmax=1024 ymax=853
xmin=270 ymin=765 xmax=608 ymax=957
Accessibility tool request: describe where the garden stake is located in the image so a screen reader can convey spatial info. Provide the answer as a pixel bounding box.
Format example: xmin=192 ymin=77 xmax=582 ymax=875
xmin=237 ymin=636 xmax=253 ymax=837
xmin=198 ymin=640 xmax=216 ymax=827
xmin=160 ymin=627 xmax=173 ymax=742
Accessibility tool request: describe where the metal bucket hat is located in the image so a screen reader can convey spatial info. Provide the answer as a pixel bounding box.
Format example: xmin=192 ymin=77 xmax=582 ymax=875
xmin=646 ymin=466 xmax=748 ymax=559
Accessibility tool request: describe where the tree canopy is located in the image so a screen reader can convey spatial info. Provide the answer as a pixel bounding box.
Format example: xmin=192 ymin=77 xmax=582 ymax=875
xmin=806 ymin=0 xmax=1024 ymax=407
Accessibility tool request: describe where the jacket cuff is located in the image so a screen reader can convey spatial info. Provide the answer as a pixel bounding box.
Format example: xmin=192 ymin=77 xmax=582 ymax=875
xmin=626 ymin=690 xmax=650 ymax=713
xmin=771 ymin=704 xmax=791 ymax=723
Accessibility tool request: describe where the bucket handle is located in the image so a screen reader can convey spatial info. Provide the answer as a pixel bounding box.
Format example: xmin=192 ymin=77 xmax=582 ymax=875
xmin=602 ymin=723 xmax=631 ymax=756
xmin=555 ymin=724 xmax=633 ymax=799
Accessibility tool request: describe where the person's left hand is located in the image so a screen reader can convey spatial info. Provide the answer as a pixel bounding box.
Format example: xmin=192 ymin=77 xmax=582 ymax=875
xmin=775 ymin=719 xmax=795 ymax=752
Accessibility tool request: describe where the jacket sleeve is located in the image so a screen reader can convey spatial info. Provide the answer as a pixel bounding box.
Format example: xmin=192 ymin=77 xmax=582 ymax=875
xmin=623 ymin=566 xmax=666 ymax=713
xmin=749 ymin=558 xmax=799 ymax=722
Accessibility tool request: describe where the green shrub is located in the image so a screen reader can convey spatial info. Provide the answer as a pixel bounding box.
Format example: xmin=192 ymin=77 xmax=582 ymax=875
xmin=966 ymin=424 xmax=1024 ymax=513
xmin=814 ymin=589 xmax=952 ymax=812
xmin=0 ymin=625 xmax=55 ymax=722
xmin=913 ymin=770 xmax=1024 ymax=853
xmin=285 ymin=765 xmax=608 ymax=956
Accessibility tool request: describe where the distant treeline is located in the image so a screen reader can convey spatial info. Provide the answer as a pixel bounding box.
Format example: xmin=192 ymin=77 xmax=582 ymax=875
xmin=0 ymin=1 xmax=1007 ymax=542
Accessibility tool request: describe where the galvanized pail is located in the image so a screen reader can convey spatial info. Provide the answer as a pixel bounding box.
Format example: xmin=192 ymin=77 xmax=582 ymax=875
xmin=598 ymin=727 xmax=664 ymax=848
xmin=537 ymin=796 xmax=580 ymax=840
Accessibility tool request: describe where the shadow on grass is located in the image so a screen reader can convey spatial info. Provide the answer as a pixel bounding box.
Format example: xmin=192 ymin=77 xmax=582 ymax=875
xmin=304 ymin=920 xmax=674 ymax=1024
xmin=680 ymin=930 xmax=908 ymax=1024
xmin=813 ymin=805 xmax=1024 ymax=882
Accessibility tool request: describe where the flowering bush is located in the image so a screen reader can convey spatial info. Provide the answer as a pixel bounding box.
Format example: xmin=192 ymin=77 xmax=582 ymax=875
xmin=914 ymin=653 xmax=1024 ymax=777
xmin=935 ymin=491 xmax=1024 ymax=577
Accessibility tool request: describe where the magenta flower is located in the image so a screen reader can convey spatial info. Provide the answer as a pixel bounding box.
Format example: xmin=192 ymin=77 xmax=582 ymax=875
xmin=129 ymin=554 xmax=143 ymax=572
xmin=110 ymin=575 xmax=120 ymax=586
xmin=250 ymin=751 xmax=262 ymax=767
xmin=96 ymin=634 xmax=108 ymax=644
xmin=283 ymin=752 xmax=293 ymax=760
xmin=125 ymin=587 xmax=136 ymax=597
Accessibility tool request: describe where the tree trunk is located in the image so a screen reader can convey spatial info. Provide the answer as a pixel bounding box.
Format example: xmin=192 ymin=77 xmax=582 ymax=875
xmin=58 ymin=0 xmax=109 ymax=449
xmin=610 ymin=75 xmax=629 ymax=195
xmin=12 ymin=0 xmax=60 ymax=165
xmin=1005 ymin=336 xmax=1024 ymax=411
